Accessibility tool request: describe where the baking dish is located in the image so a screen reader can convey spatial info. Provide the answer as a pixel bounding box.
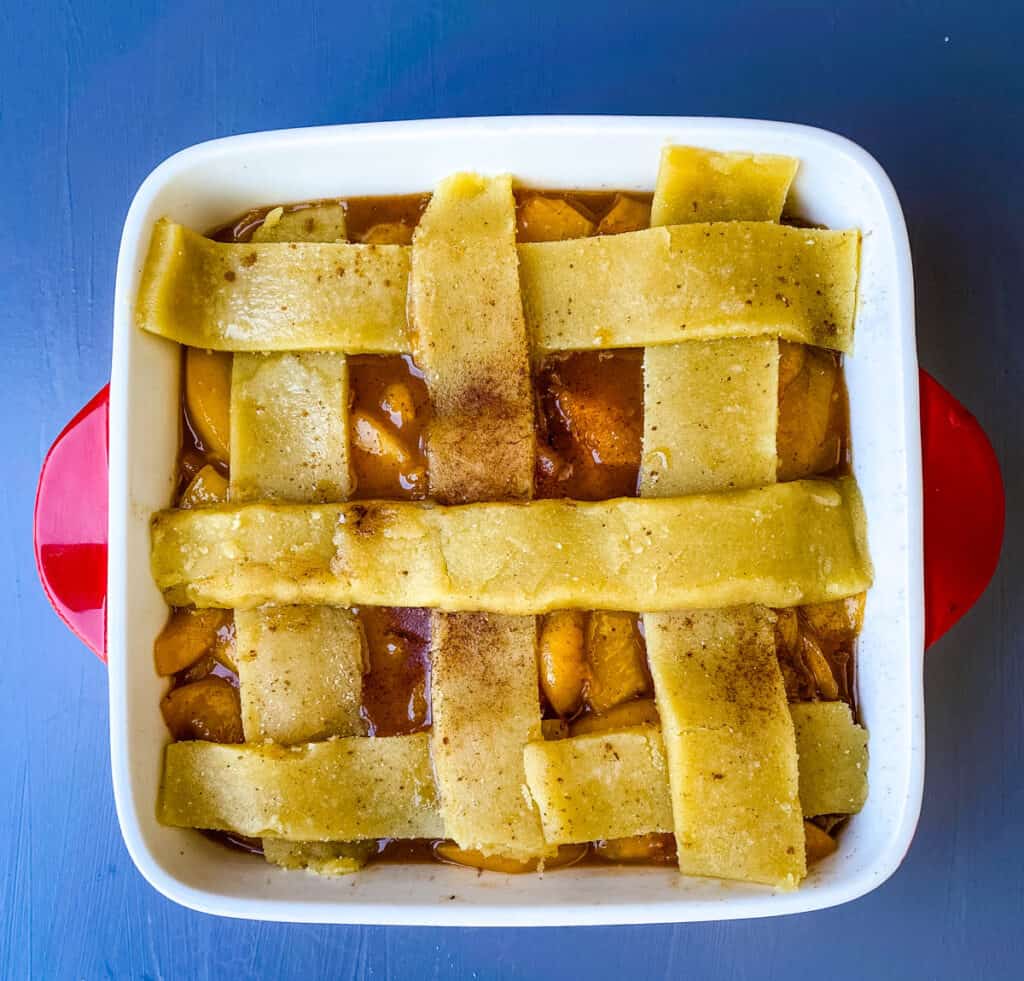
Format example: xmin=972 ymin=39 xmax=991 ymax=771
xmin=34 ymin=117 xmax=1004 ymax=925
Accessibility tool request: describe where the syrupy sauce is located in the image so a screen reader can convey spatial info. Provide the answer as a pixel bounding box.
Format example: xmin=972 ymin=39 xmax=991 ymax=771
xmin=374 ymin=838 xmax=439 ymax=864
xmin=535 ymin=350 xmax=644 ymax=500
xmin=161 ymin=188 xmax=861 ymax=868
xmin=823 ymin=355 xmax=852 ymax=476
xmin=213 ymin=194 xmax=432 ymax=245
xmin=171 ymin=655 xmax=238 ymax=690
xmin=358 ymin=607 xmax=431 ymax=736
xmin=203 ymin=830 xmax=264 ymax=856
xmin=348 ymin=355 xmax=430 ymax=500
xmin=346 ymin=194 xmax=431 ymax=241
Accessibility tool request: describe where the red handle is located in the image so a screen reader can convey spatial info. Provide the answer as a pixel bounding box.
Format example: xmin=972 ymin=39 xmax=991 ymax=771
xmin=34 ymin=385 xmax=109 ymax=661
xmin=32 ymin=373 xmax=1004 ymax=659
xmin=920 ymin=369 xmax=1004 ymax=647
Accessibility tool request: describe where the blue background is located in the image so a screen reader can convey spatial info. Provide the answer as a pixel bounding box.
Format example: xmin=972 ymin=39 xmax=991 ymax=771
xmin=4 ymin=1 xmax=1022 ymax=978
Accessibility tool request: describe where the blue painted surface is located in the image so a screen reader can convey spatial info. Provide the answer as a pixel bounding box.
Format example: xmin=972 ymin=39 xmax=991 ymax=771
xmin=4 ymin=0 xmax=1022 ymax=977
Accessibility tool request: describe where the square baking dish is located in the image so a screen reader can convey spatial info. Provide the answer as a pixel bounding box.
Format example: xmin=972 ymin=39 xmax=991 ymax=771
xmin=99 ymin=116 xmax=926 ymax=925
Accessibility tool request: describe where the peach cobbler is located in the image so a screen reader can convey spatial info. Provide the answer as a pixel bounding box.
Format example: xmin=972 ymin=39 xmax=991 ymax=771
xmin=139 ymin=145 xmax=870 ymax=888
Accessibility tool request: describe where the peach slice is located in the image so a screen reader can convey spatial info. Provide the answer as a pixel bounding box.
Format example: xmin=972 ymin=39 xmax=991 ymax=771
xmin=800 ymin=632 xmax=840 ymax=701
xmin=517 ymin=196 xmax=595 ymax=242
xmin=592 ymin=833 xmax=676 ymax=865
xmin=585 ymin=612 xmax=651 ymax=713
xmin=178 ymin=464 xmax=228 ymax=508
xmin=160 ymin=677 xmax=243 ymax=743
xmin=351 ymin=410 xmax=412 ymax=466
xmin=185 ymin=347 xmax=231 ymax=464
xmin=804 ymin=820 xmax=839 ymax=864
xmin=777 ymin=340 xmax=807 ymax=391
xmin=800 ymin=593 xmax=866 ymax=644
xmin=777 ymin=346 xmax=840 ymax=480
xmin=538 ymin=611 xmax=587 ymax=717
xmin=433 ymin=842 xmax=587 ymax=873
xmin=154 ymin=607 xmax=234 ymax=676
xmin=570 ymin=697 xmax=660 ymax=736
xmin=380 ymin=382 xmax=417 ymax=431
xmin=595 ymin=194 xmax=651 ymax=235
xmin=549 ymin=381 xmax=640 ymax=470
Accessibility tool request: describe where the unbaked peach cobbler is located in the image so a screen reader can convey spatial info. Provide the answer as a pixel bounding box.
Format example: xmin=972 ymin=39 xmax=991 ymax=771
xmin=139 ymin=145 xmax=871 ymax=888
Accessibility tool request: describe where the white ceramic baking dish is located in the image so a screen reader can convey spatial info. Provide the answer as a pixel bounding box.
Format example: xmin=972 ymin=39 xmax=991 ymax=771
xmin=34 ymin=117 xmax=1005 ymax=925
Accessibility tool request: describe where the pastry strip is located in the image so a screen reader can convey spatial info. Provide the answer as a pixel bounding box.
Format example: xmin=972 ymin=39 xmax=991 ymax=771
xmin=519 ymin=222 xmax=858 ymax=353
xmin=645 ymin=607 xmax=805 ymax=888
xmin=151 ymin=479 xmax=873 ymax=613
xmin=235 ymin=605 xmax=365 ymax=745
xmin=429 ymin=613 xmax=548 ymax=859
xmin=640 ymin=337 xmax=779 ymax=495
xmin=250 ymin=203 xmax=348 ymax=243
xmin=230 ymin=208 xmax=369 ymax=873
xmin=639 ymin=147 xmax=806 ymax=888
xmin=257 ymin=841 xmax=374 ymax=875
xmin=137 ymin=220 xmax=858 ymax=353
xmin=230 ymin=351 xmax=352 ymax=503
xmin=523 ymin=727 xmax=673 ymax=844
xmin=650 ymin=145 xmax=798 ymax=226
xmin=159 ymin=734 xmax=444 ymax=840
xmin=409 ymin=173 xmax=535 ymax=502
xmin=137 ymin=219 xmax=410 ymax=353
xmin=790 ymin=701 xmax=869 ymax=816
xmin=412 ymin=175 xmax=545 ymax=857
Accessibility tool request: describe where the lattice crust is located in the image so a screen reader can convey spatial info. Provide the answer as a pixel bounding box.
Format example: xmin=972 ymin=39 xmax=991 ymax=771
xmin=159 ymin=735 xmax=444 ymax=840
xmin=236 ymin=605 xmax=365 ymax=744
xmin=137 ymin=221 xmax=859 ymax=354
xmin=150 ymin=146 xmax=873 ymax=887
xmin=790 ymin=701 xmax=869 ymax=816
xmin=151 ymin=479 xmax=872 ymax=613
xmin=230 ymin=351 xmax=352 ymax=503
xmin=523 ymin=726 xmax=673 ymax=844
xmin=410 ymin=173 xmax=535 ymax=503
